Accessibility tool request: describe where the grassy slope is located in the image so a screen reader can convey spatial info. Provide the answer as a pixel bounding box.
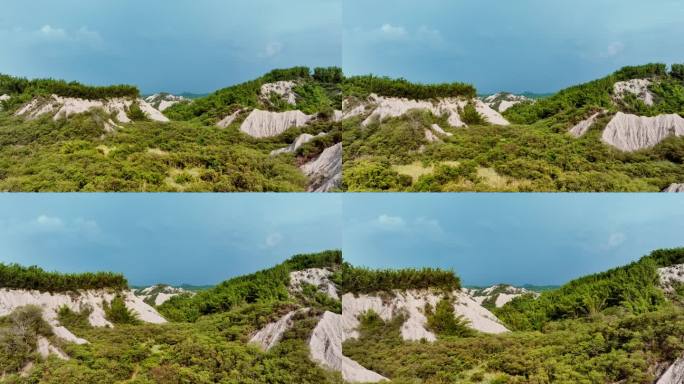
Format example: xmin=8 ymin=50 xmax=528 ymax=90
xmin=0 ymin=251 xmax=344 ymax=384
xmin=0 ymin=67 xmax=342 ymax=192
xmin=342 ymin=248 xmax=684 ymax=383
xmin=343 ymin=64 xmax=684 ymax=192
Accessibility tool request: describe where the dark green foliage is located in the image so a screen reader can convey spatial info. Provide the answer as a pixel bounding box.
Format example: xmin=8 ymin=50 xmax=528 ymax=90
xmin=494 ymin=249 xmax=684 ymax=331
xmin=412 ymin=161 xmax=480 ymax=192
xmin=425 ymin=298 xmax=475 ymax=337
xmin=57 ymin=306 xmax=93 ymax=330
xmin=335 ymin=264 xmax=460 ymax=294
xmin=0 ymin=74 xmax=138 ymax=100
xmin=103 ymin=295 xmax=140 ymax=325
xmin=0 ymin=263 xmax=128 ymax=292
xmin=0 ymin=305 xmax=52 ymax=375
xmin=343 ymin=75 xmax=476 ymax=100
xmin=159 ymin=250 xmax=341 ymax=322
xmin=671 ymin=64 xmax=684 ymax=81
xmin=313 ymin=67 xmax=344 ymax=84
xmin=343 ymin=160 xmax=412 ymax=191
xmin=126 ymin=102 xmax=148 ymax=121
xmin=459 ymin=102 xmax=485 ymax=125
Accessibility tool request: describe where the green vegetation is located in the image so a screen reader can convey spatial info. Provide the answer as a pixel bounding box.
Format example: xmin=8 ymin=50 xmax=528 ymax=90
xmin=0 ymin=67 xmax=342 ymax=192
xmin=343 ymin=75 xmax=476 ymax=100
xmin=495 ymin=248 xmax=684 ymax=332
xmin=343 ymin=63 xmax=684 ymax=192
xmin=0 ymin=263 xmax=127 ymax=292
xmin=0 ymin=251 xmax=345 ymax=383
xmin=342 ymin=247 xmax=684 ymax=383
xmin=159 ymin=250 xmax=342 ymax=322
xmin=0 ymin=305 xmax=53 ymax=376
xmin=335 ymin=263 xmax=460 ymax=294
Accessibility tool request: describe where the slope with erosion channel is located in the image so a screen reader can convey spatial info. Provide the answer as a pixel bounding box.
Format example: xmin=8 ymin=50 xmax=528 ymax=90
xmin=0 ymin=251 xmax=346 ymax=383
xmin=343 ymin=64 xmax=684 ymax=192
xmin=342 ymin=248 xmax=684 ymax=383
xmin=0 ymin=67 xmax=342 ymax=192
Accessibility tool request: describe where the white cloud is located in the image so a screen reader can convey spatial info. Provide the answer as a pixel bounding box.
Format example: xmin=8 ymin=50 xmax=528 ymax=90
xmin=32 ymin=25 xmax=103 ymax=48
xmin=603 ymin=41 xmax=625 ymax=57
xmin=262 ymin=41 xmax=284 ymax=58
xmin=607 ymin=232 xmax=626 ymax=248
xmin=265 ymin=232 xmax=284 ymax=247
xmin=36 ymin=215 xmax=64 ymax=229
xmin=379 ymin=23 xmax=408 ymax=39
xmin=39 ymin=25 xmax=67 ymax=39
xmin=376 ymin=214 xmax=406 ymax=229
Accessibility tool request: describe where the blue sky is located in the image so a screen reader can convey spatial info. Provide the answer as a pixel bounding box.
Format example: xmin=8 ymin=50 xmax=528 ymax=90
xmin=0 ymin=194 xmax=342 ymax=286
xmin=343 ymin=194 xmax=684 ymax=287
xmin=0 ymin=0 xmax=341 ymax=94
xmin=344 ymin=0 xmax=684 ymax=94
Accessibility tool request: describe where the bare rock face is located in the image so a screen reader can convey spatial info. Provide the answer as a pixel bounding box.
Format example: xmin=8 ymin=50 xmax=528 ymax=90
xmin=658 ymin=264 xmax=684 ymax=293
xmin=260 ymin=81 xmax=298 ymax=105
xmin=301 ymin=143 xmax=342 ymax=192
xmin=144 ymin=93 xmax=188 ymax=111
xmin=250 ymin=308 xmax=309 ymax=350
xmin=0 ymin=94 xmax=10 ymax=101
xmin=664 ymin=183 xmax=684 ymax=192
xmin=601 ymin=112 xmax=684 ymax=151
xmin=309 ymin=311 xmax=388 ymax=383
xmin=239 ymin=109 xmax=313 ymax=138
xmin=613 ymin=79 xmax=655 ymax=106
xmin=0 ymin=288 xmax=167 ymax=345
xmin=14 ymin=95 xmax=169 ymax=123
xmin=133 ymin=285 xmax=193 ymax=306
xmin=569 ymin=112 xmax=602 ymax=137
xmin=216 ymin=109 xmax=242 ymax=128
xmin=430 ymin=123 xmax=453 ymax=137
xmin=657 ymin=357 xmax=684 ymax=384
xmin=463 ymin=285 xmax=539 ymax=308
xmin=342 ymin=290 xmax=508 ymax=343
xmin=270 ymin=132 xmax=325 ymax=156
xmin=482 ymin=92 xmax=533 ymax=112
xmin=289 ymin=268 xmax=339 ymax=300
xmin=424 ymin=128 xmax=440 ymax=143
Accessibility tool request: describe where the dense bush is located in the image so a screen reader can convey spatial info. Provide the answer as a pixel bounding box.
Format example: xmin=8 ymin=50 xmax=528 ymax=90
xmin=425 ymin=298 xmax=475 ymax=337
xmin=0 ymin=305 xmax=52 ymax=375
xmin=494 ymin=249 xmax=684 ymax=331
xmin=0 ymin=263 xmax=128 ymax=292
xmin=343 ymin=75 xmax=476 ymax=100
xmin=159 ymin=250 xmax=341 ymax=322
xmin=0 ymin=74 xmax=138 ymax=99
xmin=335 ymin=264 xmax=461 ymax=294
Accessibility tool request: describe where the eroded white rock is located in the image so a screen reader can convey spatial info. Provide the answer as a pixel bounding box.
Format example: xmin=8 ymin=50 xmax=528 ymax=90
xmin=250 ymin=308 xmax=309 ymax=350
xmin=602 ymin=112 xmax=684 ymax=151
xmin=657 ymin=356 xmax=684 ymax=384
xmin=613 ymin=79 xmax=655 ymax=106
xmin=271 ymin=132 xmax=325 ymax=156
xmin=569 ymin=112 xmax=601 ymax=137
xmin=261 ymin=81 xmax=298 ymax=105
xmin=289 ymin=268 xmax=339 ymax=300
xmin=301 ymin=142 xmax=342 ymax=192
xmin=37 ymin=336 xmax=69 ymax=360
xmin=216 ymin=109 xmax=242 ymax=128
xmin=144 ymin=93 xmax=189 ymax=112
xmin=664 ymin=183 xmax=684 ymax=192
xmin=239 ymin=109 xmax=313 ymax=138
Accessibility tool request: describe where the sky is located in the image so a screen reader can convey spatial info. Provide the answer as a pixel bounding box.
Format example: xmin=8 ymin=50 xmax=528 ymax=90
xmin=344 ymin=0 xmax=684 ymax=94
xmin=343 ymin=194 xmax=684 ymax=287
xmin=0 ymin=194 xmax=342 ymax=286
xmin=0 ymin=0 xmax=341 ymax=94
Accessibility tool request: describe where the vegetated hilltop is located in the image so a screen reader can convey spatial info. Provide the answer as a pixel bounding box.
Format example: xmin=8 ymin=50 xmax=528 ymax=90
xmin=342 ymin=247 xmax=684 ymax=383
xmin=0 ymin=250 xmax=347 ymax=383
xmin=343 ymin=64 xmax=684 ymax=192
xmin=0 ymin=66 xmax=342 ymax=192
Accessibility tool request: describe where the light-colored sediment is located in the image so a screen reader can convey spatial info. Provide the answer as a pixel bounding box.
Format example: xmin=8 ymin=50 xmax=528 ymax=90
xmin=601 ymin=112 xmax=684 ymax=151
xmin=613 ymin=79 xmax=655 ymax=106
xmin=301 ymin=142 xmax=342 ymax=192
xmin=239 ymin=109 xmax=313 ymax=138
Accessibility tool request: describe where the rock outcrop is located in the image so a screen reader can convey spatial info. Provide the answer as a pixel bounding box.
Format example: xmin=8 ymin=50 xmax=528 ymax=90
xmin=664 ymin=183 xmax=684 ymax=192
xmin=260 ymin=81 xmax=298 ymax=105
xmin=613 ymin=79 xmax=655 ymax=106
xmin=0 ymin=288 xmax=167 ymax=345
xmin=657 ymin=356 xmax=684 ymax=384
xmin=216 ymin=109 xmax=242 ymax=128
xmin=569 ymin=112 xmax=601 ymax=137
xmin=270 ymin=132 xmax=325 ymax=156
xmin=250 ymin=308 xmax=309 ymax=350
xmin=37 ymin=336 xmax=69 ymax=360
xmin=289 ymin=268 xmax=339 ymax=300
xmin=144 ymin=93 xmax=189 ymax=111
xmin=658 ymin=264 xmax=684 ymax=293
xmin=601 ymin=112 xmax=684 ymax=151
xmin=14 ymin=95 xmax=169 ymax=123
xmin=482 ymin=92 xmax=533 ymax=112
xmin=357 ymin=94 xmax=509 ymax=127
xmin=342 ymin=289 xmax=508 ymax=343
xmin=309 ymin=311 xmax=388 ymax=383
xmin=133 ymin=284 xmax=193 ymax=306
xmin=464 ymin=285 xmax=538 ymax=308
xmin=239 ymin=109 xmax=313 ymax=138
xmin=301 ymin=142 xmax=342 ymax=192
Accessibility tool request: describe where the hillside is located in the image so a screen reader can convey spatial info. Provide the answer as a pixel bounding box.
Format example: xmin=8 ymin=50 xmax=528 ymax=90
xmin=0 ymin=67 xmax=342 ymax=192
xmin=342 ymin=64 xmax=684 ymax=192
xmin=341 ymin=248 xmax=684 ymax=383
xmin=0 ymin=251 xmax=346 ymax=383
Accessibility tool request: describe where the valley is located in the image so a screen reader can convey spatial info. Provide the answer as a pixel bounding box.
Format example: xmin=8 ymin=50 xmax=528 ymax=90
xmin=2 ymin=248 xmax=684 ymax=383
